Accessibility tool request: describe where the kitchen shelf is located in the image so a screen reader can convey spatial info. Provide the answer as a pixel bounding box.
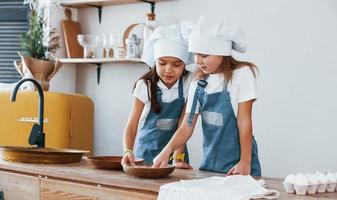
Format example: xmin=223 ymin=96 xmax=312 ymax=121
xmin=59 ymin=57 xmax=143 ymax=64
xmin=59 ymin=0 xmax=173 ymax=23
xmin=59 ymin=0 xmax=170 ymax=8
xmin=59 ymin=57 xmax=144 ymax=84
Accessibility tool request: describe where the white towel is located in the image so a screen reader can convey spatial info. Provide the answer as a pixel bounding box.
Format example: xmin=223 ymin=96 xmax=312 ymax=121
xmin=158 ymin=175 xmax=280 ymax=200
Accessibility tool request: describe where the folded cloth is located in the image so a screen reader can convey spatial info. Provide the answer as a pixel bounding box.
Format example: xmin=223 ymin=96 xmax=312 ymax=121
xmin=0 ymin=72 xmax=35 ymax=92
xmin=158 ymin=175 xmax=279 ymax=200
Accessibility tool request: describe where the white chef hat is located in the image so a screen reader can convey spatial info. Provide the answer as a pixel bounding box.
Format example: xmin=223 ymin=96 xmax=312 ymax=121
xmin=181 ymin=15 xmax=247 ymax=56
xmin=141 ymin=24 xmax=192 ymax=68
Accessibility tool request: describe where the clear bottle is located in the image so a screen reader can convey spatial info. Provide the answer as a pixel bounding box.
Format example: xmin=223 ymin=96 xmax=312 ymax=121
xmin=125 ymin=34 xmax=137 ymax=58
xmin=143 ymin=13 xmax=156 ymax=50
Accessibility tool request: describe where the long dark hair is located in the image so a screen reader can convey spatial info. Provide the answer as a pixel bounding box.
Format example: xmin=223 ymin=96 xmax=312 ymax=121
xmin=134 ymin=66 xmax=188 ymax=114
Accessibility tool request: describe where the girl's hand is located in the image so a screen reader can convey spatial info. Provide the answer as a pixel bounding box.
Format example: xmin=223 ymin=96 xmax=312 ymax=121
xmin=152 ymin=150 xmax=171 ymax=168
xmin=173 ymin=161 xmax=193 ymax=169
xmin=121 ymin=151 xmax=135 ymax=166
xmin=226 ymin=160 xmax=251 ymax=176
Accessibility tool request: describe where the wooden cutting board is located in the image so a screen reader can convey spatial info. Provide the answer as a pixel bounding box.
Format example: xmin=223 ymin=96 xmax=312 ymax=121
xmin=61 ymin=9 xmax=83 ymax=58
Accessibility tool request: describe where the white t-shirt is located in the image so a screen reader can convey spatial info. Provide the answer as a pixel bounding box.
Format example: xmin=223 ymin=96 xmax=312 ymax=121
xmin=186 ymin=66 xmax=258 ymax=117
xmin=133 ymin=72 xmax=194 ymax=129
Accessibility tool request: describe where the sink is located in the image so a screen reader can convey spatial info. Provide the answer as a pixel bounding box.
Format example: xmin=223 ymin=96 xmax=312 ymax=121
xmin=0 ymin=146 xmax=89 ymax=164
xmin=5 ymin=79 xmax=89 ymax=164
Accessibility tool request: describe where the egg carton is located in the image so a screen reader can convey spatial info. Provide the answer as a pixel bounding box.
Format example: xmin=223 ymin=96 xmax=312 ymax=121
xmin=283 ymin=172 xmax=337 ymax=195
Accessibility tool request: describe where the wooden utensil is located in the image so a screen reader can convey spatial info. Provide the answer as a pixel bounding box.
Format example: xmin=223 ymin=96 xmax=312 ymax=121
xmin=61 ymin=8 xmax=83 ymax=58
xmin=123 ymin=163 xmax=175 ymax=179
xmin=86 ymin=156 xmax=144 ymax=170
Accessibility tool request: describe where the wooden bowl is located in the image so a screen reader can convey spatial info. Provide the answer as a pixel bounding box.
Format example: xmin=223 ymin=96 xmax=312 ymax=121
xmin=0 ymin=146 xmax=88 ymax=164
xmin=86 ymin=156 xmax=144 ymax=170
xmin=123 ymin=163 xmax=175 ymax=178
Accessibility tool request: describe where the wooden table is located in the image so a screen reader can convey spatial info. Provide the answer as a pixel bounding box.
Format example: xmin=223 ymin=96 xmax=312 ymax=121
xmin=0 ymin=159 xmax=336 ymax=199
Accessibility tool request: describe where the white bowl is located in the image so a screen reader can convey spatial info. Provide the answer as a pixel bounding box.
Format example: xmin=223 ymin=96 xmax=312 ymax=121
xmin=77 ymin=34 xmax=101 ymax=58
xmin=77 ymin=34 xmax=100 ymax=48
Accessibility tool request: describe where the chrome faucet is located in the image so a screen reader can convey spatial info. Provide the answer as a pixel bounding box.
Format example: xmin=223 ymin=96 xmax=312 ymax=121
xmin=10 ymin=78 xmax=45 ymax=148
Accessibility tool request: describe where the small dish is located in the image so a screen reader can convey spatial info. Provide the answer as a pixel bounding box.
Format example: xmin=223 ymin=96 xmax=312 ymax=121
xmin=86 ymin=156 xmax=143 ymax=170
xmin=123 ymin=163 xmax=175 ymax=178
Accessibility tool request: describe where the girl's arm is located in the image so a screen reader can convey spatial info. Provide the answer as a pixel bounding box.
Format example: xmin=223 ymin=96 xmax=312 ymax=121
xmin=121 ymin=97 xmax=145 ymax=165
xmin=173 ymin=105 xmax=187 ymax=156
xmin=152 ymin=113 xmax=199 ymax=168
xmin=226 ymin=99 xmax=254 ymax=175
xmin=172 ymin=106 xmax=193 ymax=169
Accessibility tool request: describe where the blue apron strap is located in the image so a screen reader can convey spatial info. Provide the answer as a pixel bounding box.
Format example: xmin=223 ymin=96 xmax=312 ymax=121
xmin=187 ymin=78 xmax=208 ymax=126
xmin=187 ymin=91 xmax=198 ymax=126
xmin=156 ymin=86 xmax=162 ymax=96
xmin=224 ymin=78 xmax=229 ymax=91
xmin=178 ymin=77 xmax=184 ymax=99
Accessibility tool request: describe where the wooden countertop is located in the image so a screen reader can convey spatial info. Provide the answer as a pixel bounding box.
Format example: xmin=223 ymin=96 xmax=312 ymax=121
xmin=0 ymin=159 xmax=336 ymax=199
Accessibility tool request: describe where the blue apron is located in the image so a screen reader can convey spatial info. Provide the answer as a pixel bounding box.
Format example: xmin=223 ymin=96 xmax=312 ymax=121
xmin=135 ymin=78 xmax=189 ymax=164
xmin=188 ymin=77 xmax=261 ymax=176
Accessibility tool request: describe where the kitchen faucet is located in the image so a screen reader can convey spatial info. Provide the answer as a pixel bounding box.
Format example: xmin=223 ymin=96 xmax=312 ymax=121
xmin=10 ymin=78 xmax=45 ymax=148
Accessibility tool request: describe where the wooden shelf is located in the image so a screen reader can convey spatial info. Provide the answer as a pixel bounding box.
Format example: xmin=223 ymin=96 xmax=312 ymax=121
xmin=58 ymin=57 xmax=145 ymax=84
xmin=58 ymin=0 xmax=164 ymax=83
xmin=59 ymin=0 xmax=171 ymax=8
xmin=59 ymin=57 xmax=144 ymax=64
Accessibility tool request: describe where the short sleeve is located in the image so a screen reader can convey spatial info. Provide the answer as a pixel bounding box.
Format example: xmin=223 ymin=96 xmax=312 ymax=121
xmin=236 ymin=67 xmax=258 ymax=103
xmin=185 ymin=80 xmax=200 ymax=114
xmin=183 ymin=72 xmax=196 ymax=100
xmin=133 ymin=80 xmax=150 ymax=103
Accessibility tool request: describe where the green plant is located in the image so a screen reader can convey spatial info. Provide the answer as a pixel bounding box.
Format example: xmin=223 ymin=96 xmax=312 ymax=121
xmin=21 ymin=0 xmax=60 ymax=61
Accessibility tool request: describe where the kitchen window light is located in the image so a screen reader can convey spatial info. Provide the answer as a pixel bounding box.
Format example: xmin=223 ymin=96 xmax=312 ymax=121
xmin=0 ymin=0 xmax=28 ymax=83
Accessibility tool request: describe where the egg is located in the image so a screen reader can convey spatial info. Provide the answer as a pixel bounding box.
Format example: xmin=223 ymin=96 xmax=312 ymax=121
xmin=304 ymin=173 xmax=318 ymax=194
xmin=316 ymin=172 xmax=328 ymax=193
xmin=283 ymin=174 xmax=295 ymax=194
xmin=326 ymin=172 xmax=337 ymax=192
xmin=294 ymin=173 xmax=308 ymax=195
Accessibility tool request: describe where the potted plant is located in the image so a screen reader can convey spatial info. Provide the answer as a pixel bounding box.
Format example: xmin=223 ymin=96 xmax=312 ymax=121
xmin=15 ymin=0 xmax=62 ymax=90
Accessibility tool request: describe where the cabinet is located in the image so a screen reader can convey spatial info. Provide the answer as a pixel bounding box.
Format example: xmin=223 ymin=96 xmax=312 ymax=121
xmin=41 ymin=178 xmax=156 ymax=200
xmin=1 ymin=161 xmax=337 ymax=200
xmin=0 ymin=170 xmax=156 ymax=200
xmin=40 ymin=178 xmax=98 ymax=200
xmin=0 ymin=171 xmax=40 ymax=200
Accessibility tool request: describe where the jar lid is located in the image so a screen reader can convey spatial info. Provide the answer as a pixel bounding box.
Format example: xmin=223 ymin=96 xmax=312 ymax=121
xmin=146 ymin=13 xmax=156 ymax=20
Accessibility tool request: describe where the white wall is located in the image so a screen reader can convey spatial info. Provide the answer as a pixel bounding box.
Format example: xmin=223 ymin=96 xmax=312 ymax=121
xmin=1 ymin=0 xmax=76 ymax=93
xmin=54 ymin=0 xmax=337 ymax=177
xmin=47 ymin=1 xmax=77 ymax=93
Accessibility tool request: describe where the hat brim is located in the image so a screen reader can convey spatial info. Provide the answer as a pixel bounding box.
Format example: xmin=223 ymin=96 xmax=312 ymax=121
xmin=188 ymin=35 xmax=232 ymax=56
xmin=154 ymin=40 xmax=189 ymax=64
